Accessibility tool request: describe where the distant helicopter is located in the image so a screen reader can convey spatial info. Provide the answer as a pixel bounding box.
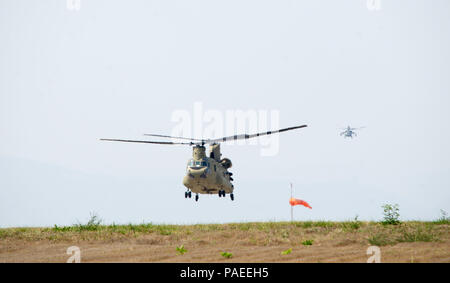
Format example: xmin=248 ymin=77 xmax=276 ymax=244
xmin=101 ymin=125 xmax=307 ymax=202
xmin=340 ymin=126 xmax=365 ymax=138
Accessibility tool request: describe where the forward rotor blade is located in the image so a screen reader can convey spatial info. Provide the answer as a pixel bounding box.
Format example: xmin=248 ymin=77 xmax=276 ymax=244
xmin=143 ymin=133 xmax=204 ymax=142
xmin=204 ymin=124 xmax=307 ymax=144
xmin=100 ymin=138 xmax=194 ymax=145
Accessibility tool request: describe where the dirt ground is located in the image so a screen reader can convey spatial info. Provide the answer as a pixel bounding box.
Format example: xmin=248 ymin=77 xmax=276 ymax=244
xmin=1 ymin=222 xmax=449 ymax=263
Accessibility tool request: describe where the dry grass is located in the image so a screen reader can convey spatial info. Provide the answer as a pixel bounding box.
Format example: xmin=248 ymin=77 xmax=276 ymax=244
xmin=0 ymin=221 xmax=449 ymax=262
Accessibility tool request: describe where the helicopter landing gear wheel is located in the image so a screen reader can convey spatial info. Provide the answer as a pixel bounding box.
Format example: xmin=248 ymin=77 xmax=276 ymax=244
xmin=185 ymin=191 xmax=188 ymax=198
xmin=230 ymin=193 xmax=234 ymax=201
xmin=195 ymin=194 xmax=199 ymax=202
xmin=218 ymin=190 xmax=225 ymax=197
xmin=188 ymin=191 xmax=192 ymax=198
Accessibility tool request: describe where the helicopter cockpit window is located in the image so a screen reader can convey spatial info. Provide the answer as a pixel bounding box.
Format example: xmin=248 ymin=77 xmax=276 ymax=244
xmin=188 ymin=160 xmax=208 ymax=168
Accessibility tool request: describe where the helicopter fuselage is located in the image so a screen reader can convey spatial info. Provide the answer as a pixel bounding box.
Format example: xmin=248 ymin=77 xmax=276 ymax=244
xmin=344 ymin=131 xmax=355 ymax=137
xmin=182 ymin=145 xmax=234 ymax=195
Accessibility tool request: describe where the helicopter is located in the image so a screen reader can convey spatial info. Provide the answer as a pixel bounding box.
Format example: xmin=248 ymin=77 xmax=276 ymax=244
xmin=340 ymin=126 xmax=365 ymax=138
xmin=100 ymin=124 xmax=307 ymax=202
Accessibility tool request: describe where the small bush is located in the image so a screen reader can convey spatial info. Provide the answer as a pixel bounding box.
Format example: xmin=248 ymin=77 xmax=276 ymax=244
xmin=302 ymin=239 xmax=314 ymax=246
xmin=281 ymin=248 xmax=292 ymax=255
xmin=221 ymin=252 xmax=233 ymax=259
xmin=176 ymin=245 xmax=187 ymax=255
xmin=433 ymin=209 xmax=450 ymax=225
xmin=74 ymin=212 xmax=102 ymax=231
xmin=381 ymin=204 xmax=401 ymax=225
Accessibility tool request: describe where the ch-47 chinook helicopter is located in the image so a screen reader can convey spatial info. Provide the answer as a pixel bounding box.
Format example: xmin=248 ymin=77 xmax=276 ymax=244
xmin=100 ymin=124 xmax=307 ymax=202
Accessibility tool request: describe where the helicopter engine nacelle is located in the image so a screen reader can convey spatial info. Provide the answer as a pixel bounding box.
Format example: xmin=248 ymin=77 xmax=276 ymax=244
xmin=220 ymin=158 xmax=232 ymax=169
xmin=193 ymin=145 xmax=206 ymax=160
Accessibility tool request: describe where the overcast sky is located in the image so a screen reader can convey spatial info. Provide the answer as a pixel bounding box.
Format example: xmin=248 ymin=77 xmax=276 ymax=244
xmin=1 ymin=0 xmax=449 ymax=227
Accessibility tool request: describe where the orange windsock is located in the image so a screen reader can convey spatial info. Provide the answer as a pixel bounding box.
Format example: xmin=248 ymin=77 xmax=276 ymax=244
xmin=289 ymin=197 xmax=312 ymax=209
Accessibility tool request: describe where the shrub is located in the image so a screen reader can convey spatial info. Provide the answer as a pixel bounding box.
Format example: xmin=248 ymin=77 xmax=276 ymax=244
xmin=74 ymin=212 xmax=102 ymax=231
xmin=433 ymin=209 xmax=449 ymax=225
xmin=381 ymin=204 xmax=400 ymax=225
xmin=176 ymin=245 xmax=187 ymax=255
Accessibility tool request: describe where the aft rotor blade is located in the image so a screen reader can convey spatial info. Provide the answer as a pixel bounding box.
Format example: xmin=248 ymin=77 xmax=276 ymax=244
xmin=100 ymin=138 xmax=194 ymax=145
xmin=143 ymin=133 xmax=204 ymax=142
xmin=204 ymin=124 xmax=307 ymax=144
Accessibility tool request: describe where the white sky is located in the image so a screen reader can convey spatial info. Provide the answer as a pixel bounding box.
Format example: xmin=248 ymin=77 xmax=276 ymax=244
xmin=1 ymin=0 xmax=449 ymax=227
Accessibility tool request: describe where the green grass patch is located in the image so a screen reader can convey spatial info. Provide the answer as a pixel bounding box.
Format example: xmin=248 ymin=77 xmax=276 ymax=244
xmin=296 ymin=221 xmax=312 ymax=228
xmin=397 ymin=227 xmax=437 ymax=243
xmin=341 ymin=216 xmax=362 ymax=230
xmin=221 ymin=252 xmax=233 ymax=259
xmin=237 ymin=223 xmax=252 ymax=231
xmin=293 ymin=221 xmax=337 ymax=229
xmin=281 ymin=248 xmax=292 ymax=255
xmin=0 ymin=230 xmax=7 ymax=239
xmin=368 ymin=232 xmax=396 ymax=246
xmin=176 ymin=245 xmax=187 ymax=255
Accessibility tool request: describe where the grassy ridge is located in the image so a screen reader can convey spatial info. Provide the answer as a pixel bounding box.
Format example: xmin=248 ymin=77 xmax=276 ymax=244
xmin=0 ymin=220 xmax=448 ymax=246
